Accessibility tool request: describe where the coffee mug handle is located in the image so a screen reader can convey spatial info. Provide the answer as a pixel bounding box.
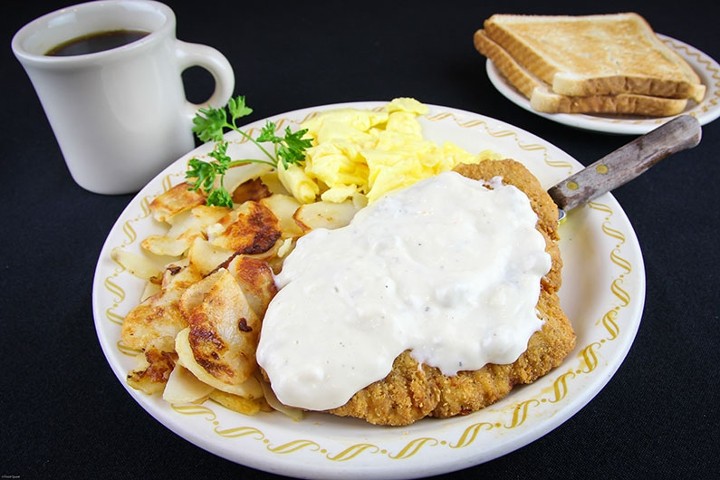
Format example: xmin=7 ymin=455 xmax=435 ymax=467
xmin=174 ymin=40 xmax=235 ymax=120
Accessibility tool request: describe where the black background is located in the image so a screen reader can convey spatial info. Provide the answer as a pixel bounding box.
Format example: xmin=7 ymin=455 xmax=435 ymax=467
xmin=2 ymin=1 xmax=719 ymax=478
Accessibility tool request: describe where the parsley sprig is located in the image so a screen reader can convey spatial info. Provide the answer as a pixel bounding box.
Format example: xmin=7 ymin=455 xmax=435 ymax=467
xmin=186 ymin=96 xmax=312 ymax=207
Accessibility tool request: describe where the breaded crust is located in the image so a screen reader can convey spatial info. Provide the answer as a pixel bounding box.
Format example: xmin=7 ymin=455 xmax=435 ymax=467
xmin=328 ymin=160 xmax=576 ymax=426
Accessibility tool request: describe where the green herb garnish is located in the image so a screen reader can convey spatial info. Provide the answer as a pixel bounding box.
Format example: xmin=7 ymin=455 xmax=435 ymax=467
xmin=185 ymin=95 xmax=312 ymax=207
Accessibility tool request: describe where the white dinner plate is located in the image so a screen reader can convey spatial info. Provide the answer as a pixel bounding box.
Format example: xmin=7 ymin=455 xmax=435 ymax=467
xmin=93 ymin=102 xmax=646 ymax=479
xmin=485 ymin=34 xmax=720 ymax=134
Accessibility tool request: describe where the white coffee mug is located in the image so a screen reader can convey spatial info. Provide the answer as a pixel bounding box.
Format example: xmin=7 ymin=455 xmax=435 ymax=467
xmin=12 ymin=0 xmax=235 ymax=194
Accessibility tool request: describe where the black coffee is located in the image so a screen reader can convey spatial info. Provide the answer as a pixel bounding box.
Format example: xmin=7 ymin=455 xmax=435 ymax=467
xmin=45 ymin=29 xmax=149 ymax=56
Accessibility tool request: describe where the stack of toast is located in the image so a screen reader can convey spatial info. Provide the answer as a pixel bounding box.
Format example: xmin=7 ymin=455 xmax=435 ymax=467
xmin=474 ymin=13 xmax=706 ymax=117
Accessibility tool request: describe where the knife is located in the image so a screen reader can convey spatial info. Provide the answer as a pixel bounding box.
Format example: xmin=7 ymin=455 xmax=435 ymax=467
xmin=547 ymin=115 xmax=702 ymax=221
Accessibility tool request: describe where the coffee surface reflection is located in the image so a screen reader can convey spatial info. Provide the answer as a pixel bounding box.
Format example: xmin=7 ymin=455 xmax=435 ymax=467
xmin=46 ymin=29 xmax=149 ymax=56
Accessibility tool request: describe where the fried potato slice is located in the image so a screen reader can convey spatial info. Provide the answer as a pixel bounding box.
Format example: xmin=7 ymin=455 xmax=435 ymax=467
xmin=187 ymin=237 xmax=235 ymax=277
xmin=294 ymin=200 xmax=359 ymax=231
xmin=211 ymin=201 xmax=282 ymax=255
xmin=166 ymin=205 xmax=229 ymax=239
xmin=222 ymin=162 xmax=274 ymax=195
xmin=224 ymin=255 xmax=277 ymax=317
xmin=260 ymin=194 xmax=304 ymax=238
xmin=121 ymin=264 xmax=203 ymax=350
xmin=260 ymin=172 xmax=291 ymax=195
xmin=175 ymin=328 xmax=264 ymax=398
xmin=180 ymin=269 xmax=261 ymax=386
xmin=143 ymin=205 xmax=231 ymax=260
xmin=232 ymin=177 xmax=271 ymax=204
xmin=149 ymin=182 xmax=207 ymax=223
xmin=141 ymin=235 xmax=188 ymax=257
xmin=162 ymin=364 xmax=214 ymax=404
xmin=126 ymin=336 xmax=177 ymax=394
xmin=208 ymin=389 xmax=271 ymax=415
xmin=111 ymin=247 xmax=166 ymax=280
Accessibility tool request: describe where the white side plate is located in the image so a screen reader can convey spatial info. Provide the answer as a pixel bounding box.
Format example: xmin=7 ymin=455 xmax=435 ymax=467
xmin=486 ymin=34 xmax=720 ymax=134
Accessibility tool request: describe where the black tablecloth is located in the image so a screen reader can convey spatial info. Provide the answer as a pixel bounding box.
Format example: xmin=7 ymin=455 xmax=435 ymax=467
xmin=3 ymin=1 xmax=719 ymax=478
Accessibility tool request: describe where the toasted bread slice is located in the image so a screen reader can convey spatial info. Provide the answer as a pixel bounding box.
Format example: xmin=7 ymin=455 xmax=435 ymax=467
xmin=474 ymin=29 xmax=689 ymax=116
xmin=482 ymin=13 xmax=705 ymax=103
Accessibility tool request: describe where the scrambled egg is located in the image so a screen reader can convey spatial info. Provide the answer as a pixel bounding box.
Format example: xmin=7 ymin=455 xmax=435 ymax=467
xmin=277 ymin=98 xmax=500 ymax=204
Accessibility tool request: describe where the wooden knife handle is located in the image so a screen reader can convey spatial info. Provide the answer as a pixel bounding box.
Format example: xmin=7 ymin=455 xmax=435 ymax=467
xmin=547 ymin=115 xmax=702 ymax=213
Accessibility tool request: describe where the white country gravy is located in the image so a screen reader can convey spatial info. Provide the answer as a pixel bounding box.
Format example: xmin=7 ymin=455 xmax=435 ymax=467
xmin=256 ymin=171 xmax=551 ymax=411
